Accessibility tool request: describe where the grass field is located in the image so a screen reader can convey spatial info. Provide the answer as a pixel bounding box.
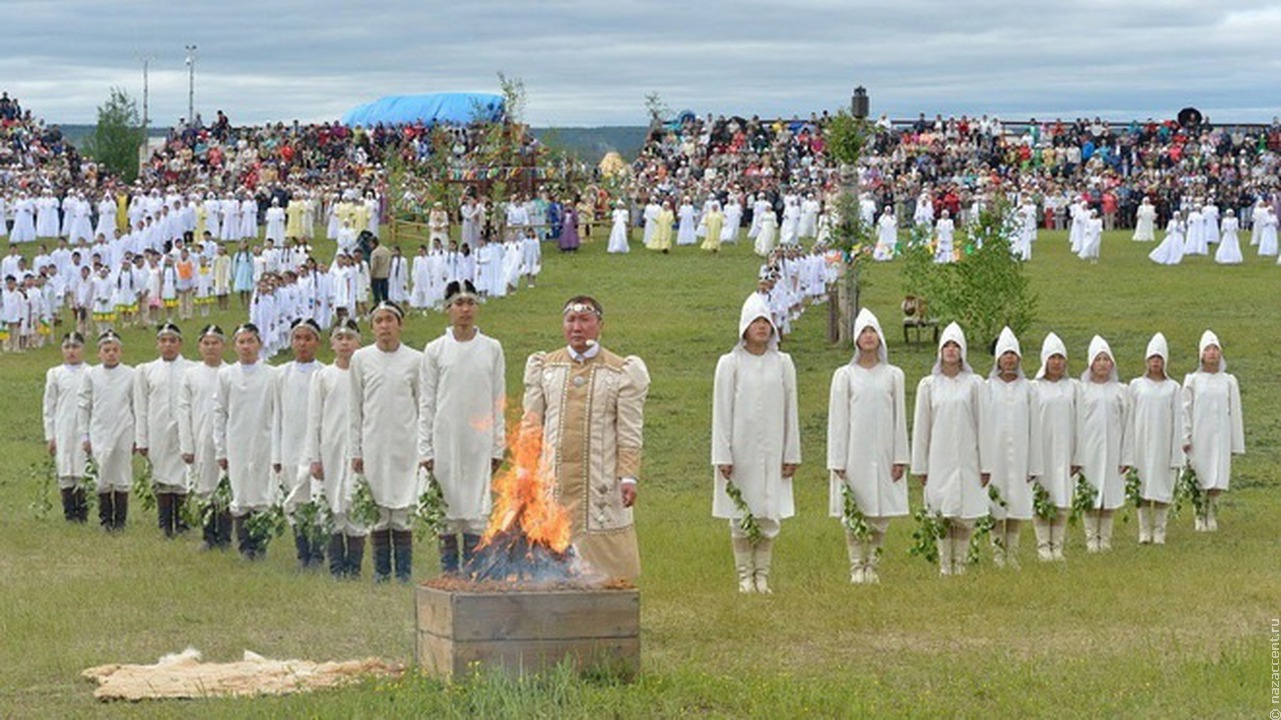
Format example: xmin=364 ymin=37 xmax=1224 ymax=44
xmin=0 ymin=226 xmax=1277 ymax=718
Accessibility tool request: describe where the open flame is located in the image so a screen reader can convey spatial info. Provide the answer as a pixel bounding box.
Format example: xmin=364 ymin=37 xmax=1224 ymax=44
xmin=460 ymin=422 xmax=585 ymax=585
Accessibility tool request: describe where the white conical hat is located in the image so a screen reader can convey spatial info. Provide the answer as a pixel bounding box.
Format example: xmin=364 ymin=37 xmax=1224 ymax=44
xmin=933 ymin=321 xmax=971 ymax=374
xmin=736 ymin=292 xmax=777 ymax=350
xmin=1081 ymin=335 xmax=1118 ymax=383
xmin=1035 ymin=331 xmax=1067 ymax=380
xmin=851 ymin=307 xmax=887 ymax=366
xmin=990 ymin=326 xmax=1023 ymax=379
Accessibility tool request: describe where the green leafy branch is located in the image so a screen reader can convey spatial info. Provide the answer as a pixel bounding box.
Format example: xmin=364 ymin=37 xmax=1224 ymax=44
xmin=29 ymin=457 xmax=56 ymax=520
xmin=350 ymin=475 xmax=381 ymax=529
xmin=414 ymin=473 xmax=449 ymax=542
xmin=908 ymin=506 xmax=947 ymax=564
xmin=724 ymin=480 xmax=762 ymax=546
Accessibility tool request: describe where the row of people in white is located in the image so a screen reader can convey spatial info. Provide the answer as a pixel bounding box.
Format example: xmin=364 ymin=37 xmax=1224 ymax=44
xmin=709 ymin=298 xmax=1245 ymax=589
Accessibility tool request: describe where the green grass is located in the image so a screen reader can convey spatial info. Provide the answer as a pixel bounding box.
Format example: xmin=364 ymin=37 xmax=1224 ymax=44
xmin=0 ymin=228 xmax=1277 ymax=718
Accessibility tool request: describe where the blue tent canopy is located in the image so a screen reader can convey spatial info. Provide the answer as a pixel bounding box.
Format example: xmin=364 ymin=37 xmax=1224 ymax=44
xmin=340 ymin=93 xmax=505 ymax=127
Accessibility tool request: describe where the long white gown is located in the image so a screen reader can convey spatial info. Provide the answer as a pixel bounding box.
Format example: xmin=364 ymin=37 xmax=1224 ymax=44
xmin=178 ymin=362 xmax=224 ymax=496
xmin=349 ymin=343 xmax=422 ymax=510
xmin=1214 ymin=217 xmax=1243 ymax=264
xmin=1257 ymin=209 xmax=1278 ymax=256
xmin=78 ymin=363 xmax=136 ymax=491
xmin=1074 ymin=339 xmax=1128 ymax=511
xmin=306 ymin=364 xmax=359 ymax=524
xmin=912 ymin=324 xmax=985 ymax=519
xmin=43 ymin=362 xmax=89 ymax=480
xmin=1181 ymin=333 xmax=1244 ymax=491
xmin=134 ymin=355 xmax=197 ymax=488
xmin=711 ymin=297 xmax=800 ymax=524
xmin=214 ymin=361 xmax=279 ymax=512
xmin=1132 ymin=203 xmax=1156 ymax=241
xmin=1127 ymin=374 xmax=1184 ymax=503
xmin=826 ymin=310 xmax=908 ymax=519
xmin=607 ymin=208 xmax=630 ymax=253
xmin=418 ymin=328 xmax=506 ymax=525
xmin=1148 ymin=220 xmax=1185 ymax=265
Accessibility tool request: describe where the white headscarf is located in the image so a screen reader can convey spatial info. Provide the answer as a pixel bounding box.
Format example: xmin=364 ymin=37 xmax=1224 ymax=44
xmin=1198 ymin=329 xmax=1225 ymax=371
xmin=1081 ymin=335 xmax=1118 ymax=383
xmin=851 ymin=307 xmax=887 ymax=366
xmin=1144 ymin=332 xmax=1169 ymax=379
xmin=933 ymin=321 xmax=972 ymax=375
xmin=736 ymin=293 xmax=778 ymax=352
xmin=989 ymin=326 xmax=1024 ymax=379
xmin=1035 ymin=331 xmax=1067 ymax=380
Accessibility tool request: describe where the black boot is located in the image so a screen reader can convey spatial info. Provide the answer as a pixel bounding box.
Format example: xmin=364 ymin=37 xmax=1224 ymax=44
xmin=393 ymin=529 xmax=414 ymax=584
xmin=293 ymin=528 xmax=312 ymax=569
xmin=346 ymin=535 xmax=365 ymax=579
xmin=60 ymin=488 xmax=76 ymax=522
xmin=98 ymin=492 xmax=114 ymax=531
xmin=201 ymin=508 xmax=218 ymax=550
xmin=157 ymin=493 xmax=174 ymax=537
xmin=236 ymin=514 xmax=258 ymax=559
xmin=439 ymin=533 xmax=460 ymax=575
xmin=173 ymin=494 xmax=190 ymax=534
xmin=328 ymin=534 xmax=347 ymax=578
xmin=309 ymin=532 xmax=327 ymax=568
xmin=216 ymin=509 xmax=233 ymax=549
xmin=72 ymin=488 xmax=88 ymax=523
xmin=112 ymin=491 xmax=128 ymax=531
xmin=372 ymin=530 xmax=392 ymax=583
xmin=462 ymin=533 xmax=482 ymax=569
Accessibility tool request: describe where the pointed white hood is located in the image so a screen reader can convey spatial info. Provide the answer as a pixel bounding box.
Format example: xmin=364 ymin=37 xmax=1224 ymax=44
xmin=1035 ymin=332 xmax=1067 ymax=380
xmin=1144 ymin=332 xmax=1169 ymax=378
xmin=851 ymin=307 xmax=887 ymax=366
xmin=737 ymin=292 xmax=778 ymax=351
xmin=1198 ymin=329 xmax=1224 ymax=371
xmin=1081 ymin=335 xmax=1118 ymax=383
xmin=990 ymin=326 xmax=1024 ymax=379
xmin=932 ymin=321 xmax=972 ymax=375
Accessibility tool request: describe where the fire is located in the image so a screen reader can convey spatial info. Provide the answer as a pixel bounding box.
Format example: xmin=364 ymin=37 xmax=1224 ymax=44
xmin=479 ymin=422 xmax=571 ymax=553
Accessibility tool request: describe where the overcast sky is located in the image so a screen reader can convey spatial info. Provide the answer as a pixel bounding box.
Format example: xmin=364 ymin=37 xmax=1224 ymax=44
xmin=6 ymin=0 xmax=1279 ymax=128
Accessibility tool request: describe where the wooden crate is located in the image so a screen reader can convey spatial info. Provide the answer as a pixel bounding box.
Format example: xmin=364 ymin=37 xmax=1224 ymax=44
xmin=415 ymin=585 xmax=640 ymax=681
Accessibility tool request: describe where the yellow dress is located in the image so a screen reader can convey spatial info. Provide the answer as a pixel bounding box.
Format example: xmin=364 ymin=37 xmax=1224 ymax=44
xmin=701 ymin=211 xmax=724 ymax=252
xmin=648 ymin=209 xmax=674 ymax=251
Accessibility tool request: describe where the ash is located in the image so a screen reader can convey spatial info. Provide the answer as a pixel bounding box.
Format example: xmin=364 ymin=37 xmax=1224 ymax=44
xmin=460 ymin=529 xmax=598 ymax=587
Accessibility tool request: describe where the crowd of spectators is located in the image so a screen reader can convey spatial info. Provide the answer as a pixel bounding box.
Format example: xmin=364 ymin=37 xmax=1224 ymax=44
xmin=628 ymin=110 xmax=1281 ymax=230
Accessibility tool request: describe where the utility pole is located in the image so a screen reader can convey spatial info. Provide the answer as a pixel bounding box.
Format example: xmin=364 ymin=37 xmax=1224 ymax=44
xmin=185 ymin=44 xmax=197 ymax=126
xmin=138 ymin=54 xmax=155 ymax=131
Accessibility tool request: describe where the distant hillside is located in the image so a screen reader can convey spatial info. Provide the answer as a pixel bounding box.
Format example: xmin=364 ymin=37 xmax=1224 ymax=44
xmin=56 ymin=124 xmax=648 ymax=165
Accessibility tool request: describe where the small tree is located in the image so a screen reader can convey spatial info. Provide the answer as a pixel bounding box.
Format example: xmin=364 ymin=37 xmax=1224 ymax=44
xmin=644 ymin=92 xmax=670 ymax=128
xmin=901 ymin=196 xmax=1038 ymax=352
xmin=81 ymin=87 xmax=146 ymax=183
xmin=825 ymin=109 xmax=873 ymax=345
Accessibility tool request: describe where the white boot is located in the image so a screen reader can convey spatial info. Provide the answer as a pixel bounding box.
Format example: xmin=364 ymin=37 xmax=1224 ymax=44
xmin=865 ymin=521 xmax=887 ymax=584
xmin=1004 ymin=522 xmax=1021 ymax=570
xmin=937 ymin=535 xmax=952 ymax=577
xmin=1033 ymin=517 xmax=1052 ymax=561
xmin=844 ymin=531 xmax=866 ymax=585
xmin=1206 ymin=495 xmax=1219 ymax=531
xmin=1153 ymin=505 xmax=1169 ymax=545
xmin=951 ymin=523 xmax=972 ymax=576
xmin=1137 ymin=505 xmax=1152 ymax=544
xmin=1051 ymin=512 xmax=1068 ymax=560
xmin=1084 ymin=512 xmax=1100 ymax=553
xmin=991 ymin=528 xmax=1006 ymax=568
xmin=732 ymin=537 xmax=755 ymax=593
xmin=753 ymin=538 xmax=774 ymax=594
xmin=1099 ymin=511 xmax=1115 ymax=551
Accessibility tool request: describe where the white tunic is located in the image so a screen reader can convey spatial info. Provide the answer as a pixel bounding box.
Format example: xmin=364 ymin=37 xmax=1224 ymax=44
xmin=1074 ymin=381 xmax=1128 ymax=510
xmin=826 ymin=362 xmax=909 ymax=518
xmin=418 ymin=328 xmax=506 ymax=522
xmin=982 ymin=376 xmax=1035 ymax=519
xmin=273 ymin=360 xmax=324 ymax=488
xmin=912 ymin=372 xmax=985 ymax=519
xmin=306 ymin=364 xmax=354 ymax=514
xmin=77 ymin=364 xmax=136 ymax=491
xmin=178 ymin=362 xmax=223 ymax=495
xmin=349 ymin=343 xmax=422 ymax=509
xmin=214 ymin=362 xmax=279 ymax=512
xmin=1126 ymin=376 xmax=1185 ymax=503
xmin=1181 ymin=370 xmax=1244 ymax=491
xmin=134 ymin=356 xmax=197 ymax=488
xmin=43 ymin=363 xmax=89 ymax=477
xmin=1029 ymin=378 xmax=1078 ymax=507
xmin=711 ymin=348 xmax=801 ymax=521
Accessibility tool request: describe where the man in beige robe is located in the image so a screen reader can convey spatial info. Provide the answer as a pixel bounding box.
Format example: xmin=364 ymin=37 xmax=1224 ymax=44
xmin=522 ymin=296 xmax=650 ymax=581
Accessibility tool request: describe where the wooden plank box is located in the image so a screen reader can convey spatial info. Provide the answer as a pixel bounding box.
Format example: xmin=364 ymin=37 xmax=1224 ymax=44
xmin=415 ymin=585 xmax=640 ymax=681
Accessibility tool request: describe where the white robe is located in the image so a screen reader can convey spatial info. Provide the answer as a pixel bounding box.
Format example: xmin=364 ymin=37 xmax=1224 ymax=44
xmin=1126 ymin=376 xmax=1185 ymax=503
xmin=711 ymin=348 xmax=800 ymax=521
xmin=273 ymin=360 xmax=324 ymax=499
xmin=134 ymin=356 xmax=196 ymax=488
xmin=214 ymin=362 xmax=279 ymax=513
xmin=77 ymin=364 xmax=136 ymax=491
xmin=1029 ymin=378 xmax=1078 ymax=508
xmin=1181 ymin=370 xmax=1244 ymax=491
xmin=349 ymin=343 xmax=422 ymax=509
xmin=178 ymin=362 xmax=224 ymax=495
xmin=607 ymin=209 xmax=630 ymax=253
xmin=43 ymin=363 xmax=89 ymax=478
xmin=981 ymin=376 xmax=1035 ymax=520
xmin=912 ymin=372 xmax=985 ymax=519
xmin=306 ymin=364 xmax=355 ymax=517
xmin=418 ymin=328 xmax=506 ymax=523
xmin=1074 ymin=381 xmax=1129 ymax=510
xmin=1132 ymin=204 xmax=1156 ymax=241
xmin=826 ymin=362 xmax=909 ymax=518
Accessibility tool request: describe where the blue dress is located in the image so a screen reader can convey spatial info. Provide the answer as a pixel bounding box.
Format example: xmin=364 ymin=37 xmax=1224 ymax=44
xmin=232 ymin=251 xmax=254 ymax=292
